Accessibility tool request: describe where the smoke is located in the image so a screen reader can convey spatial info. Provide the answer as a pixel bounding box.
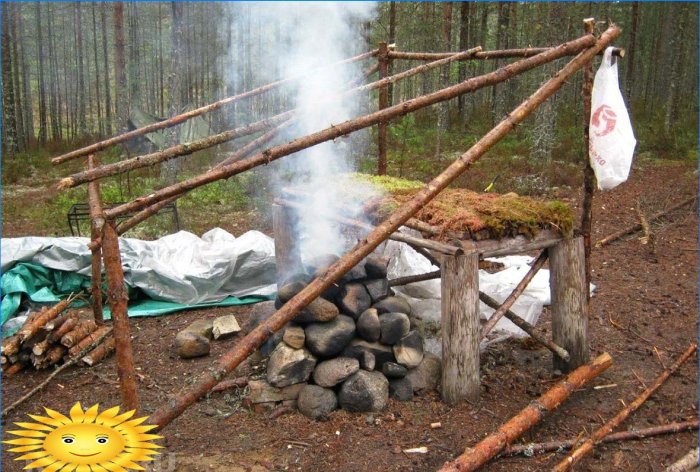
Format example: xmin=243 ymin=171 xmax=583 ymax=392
xmin=224 ymin=2 xmax=379 ymax=266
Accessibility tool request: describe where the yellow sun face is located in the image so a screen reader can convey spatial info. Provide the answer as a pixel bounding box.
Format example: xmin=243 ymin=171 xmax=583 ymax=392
xmin=3 ymin=402 xmax=162 ymax=472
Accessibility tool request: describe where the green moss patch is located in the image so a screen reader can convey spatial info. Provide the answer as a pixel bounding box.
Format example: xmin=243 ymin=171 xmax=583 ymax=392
xmin=341 ymin=173 xmax=574 ymax=240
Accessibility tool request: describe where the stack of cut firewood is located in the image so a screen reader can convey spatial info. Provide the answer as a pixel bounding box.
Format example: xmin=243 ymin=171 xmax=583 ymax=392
xmin=1 ymin=298 xmax=115 ymax=377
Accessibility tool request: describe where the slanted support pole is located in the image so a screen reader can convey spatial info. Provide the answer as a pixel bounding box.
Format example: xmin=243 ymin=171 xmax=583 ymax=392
xmin=377 ymin=41 xmax=389 ymax=175
xmin=101 ymin=220 xmax=139 ymax=410
xmin=272 ymin=203 xmax=303 ymax=285
xmin=441 ymin=253 xmax=480 ymax=404
xmin=549 ymin=236 xmax=588 ymax=373
xmin=87 ymin=155 xmax=104 ymax=324
xmin=580 ymin=17 xmax=596 ymax=297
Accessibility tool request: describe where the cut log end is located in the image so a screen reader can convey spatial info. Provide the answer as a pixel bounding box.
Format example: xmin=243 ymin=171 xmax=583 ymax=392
xmin=57 ymin=177 xmax=76 ymax=190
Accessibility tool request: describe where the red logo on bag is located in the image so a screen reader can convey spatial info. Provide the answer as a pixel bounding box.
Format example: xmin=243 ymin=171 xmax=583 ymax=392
xmin=591 ymin=104 xmax=617 ymax=137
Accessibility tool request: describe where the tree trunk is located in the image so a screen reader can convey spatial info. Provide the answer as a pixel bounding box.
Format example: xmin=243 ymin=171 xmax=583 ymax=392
xmin=113 ymin=2 xmax=128 ymax=133
xmin=35 ymin=3 xmax=48 ymax=146
xmin=75 ymin=3 xmax=88 ymax=137
xmin=10 ymin=4 xmax=25 ymax=151
xmin=1 ymin=2 xmax=19 ymax=152
xmin=664 ymin=4 xmax=689 ymax=134
xmin=437 ymin=2 xmax=453 ymax=132
xmin=101 ymin=2 xmax=113 ymax=136
xmin=16 ymin=5 xmax=34 ymax=146
xmin=491 ymin=2 xmax=509 ymax=124
xmin=162 ymin=2 xmax=184 ymax=190
xmin=457 ymin=2 xmax=471 ymax=120
xmin=625 ymin=2 xmax=639 ymax=103
xmin=387 ymin=1 xmax=397 ymax=106
xmin=47 ymin=4 xmax=61 ymax=142
xmin=92 ymin=3 xmax=104 ymax=137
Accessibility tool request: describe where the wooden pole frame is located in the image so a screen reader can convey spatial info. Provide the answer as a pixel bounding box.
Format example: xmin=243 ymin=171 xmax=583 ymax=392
xmin=87 ymin=155 xmax=104 ymax=324
xmin=101 ymin=33 xmax=599 ymax=220
xmin=146 ymin=26 xmax=622 ymax=431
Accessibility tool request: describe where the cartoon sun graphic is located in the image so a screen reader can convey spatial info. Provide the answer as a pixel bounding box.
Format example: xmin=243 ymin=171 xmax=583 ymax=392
xmin=3 ymin=402 xmax=163 ymax=471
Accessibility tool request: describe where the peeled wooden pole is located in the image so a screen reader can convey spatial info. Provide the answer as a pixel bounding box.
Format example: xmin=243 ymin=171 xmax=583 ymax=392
xmin=438 ymin=352 xmax=613 ymax=472
xmin=553 ymin=344 xmax=698 ymax=472
xmin=389 ymin=46 xmax=624 ymax=61
xmin=147 ymin=27 xmax=621 ymax=431
xmin=480 ymin=251 xmax=548 ymax=339
xmin=102 ymin=46 xmax=484 ymax=237
xmin=101 ymin=220 xmax=139 ymax=411
xmin=502 ymin=419 xmax=698 ymax=457
xmin=61 ymin=45 xmax=481 ymax=190
xmin=103 ymin=32 xmax=600 ymax=220
xmin=51 ymin=48 xmax=379 ymax=165
xmin=88 ymin=155 xmax=104 ymax=324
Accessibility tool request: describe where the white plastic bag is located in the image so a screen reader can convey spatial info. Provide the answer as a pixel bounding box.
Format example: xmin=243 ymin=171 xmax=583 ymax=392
xmin=589 ymin=47 xmax=637 ymax=190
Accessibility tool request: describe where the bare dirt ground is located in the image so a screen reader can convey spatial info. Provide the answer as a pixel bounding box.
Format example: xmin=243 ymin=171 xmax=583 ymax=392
xmin=2 ymin=161 xmax=698 ymax=472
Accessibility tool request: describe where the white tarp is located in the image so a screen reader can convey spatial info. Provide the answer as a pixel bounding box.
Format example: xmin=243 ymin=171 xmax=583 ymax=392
xmin=1 ymin=228 xmax=277 ymax=305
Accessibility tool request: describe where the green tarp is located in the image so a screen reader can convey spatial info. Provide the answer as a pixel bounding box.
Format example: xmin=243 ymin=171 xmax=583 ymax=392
xmin=1 ymin=262 xmax=271 ymax=337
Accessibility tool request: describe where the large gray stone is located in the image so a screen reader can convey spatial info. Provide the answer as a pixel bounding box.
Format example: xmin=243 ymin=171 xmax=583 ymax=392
xmin=364 ymin=255 xmax=389 ymax=279
xmin=364 ymin=279 xmax=390 ymax=303
xmin=304 ymin=315 xmax=356 ymax=358
xmin=373 ymin=296 xmax=412 ymax=316
xmin=382 ymin=362 xmax=407 ymax=379
xmin=342 ymin=339 xmax=395 ymax=369
xmin=356 ymin=308 xmax=380 ymax=342
xmin=379 ymin=312 xmax=411 ymax=345
xmin=338 ymin=370 xmax=389 ymax=412
xmin=266 ymin=343 xmax=317 ymax=387
xmin=338 ymin=283 xmax=372 ymax=319
xmin=174 ymin=331 xmax=210 ymax=359
xmin=389 ymin=378 xmax=413 ymax=401
xmin=393 ymin=331 xmax=425 ymax=369
xmin=342 ymin=262 xmax=367 ymax=283
xmin=405 ymin=352 xmax=441 ymax=395
xmin=245 ymin=301 xmax=276 ymax=331
xmin=184 ymin=318 xmax=214 ymax=339
xmin=295 ymin=297 xmax=339 ymax=324
xmin=360 ymin=350 xmax=376 ymax=371
xmin=248 ymin=380 xmax=306 ymax=404
xmin=297 ymin=385 xmax=338 ymax=420
xmin=312 ymin=357 xmax=360 ymax=387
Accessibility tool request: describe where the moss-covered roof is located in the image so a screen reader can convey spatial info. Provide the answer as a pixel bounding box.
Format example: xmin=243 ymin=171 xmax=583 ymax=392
xmin=344 ymin=173 xmax=574 ymax=240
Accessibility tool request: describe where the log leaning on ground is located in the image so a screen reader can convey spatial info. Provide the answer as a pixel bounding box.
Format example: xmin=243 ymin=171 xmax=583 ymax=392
xmin=501 ymin=419 xmax=698 ymax=457
xmin=88 ymin=155 xmax=104 ymax=324
xmin=146 ymin=26 xmax=622 ymax=431
xmin=552 ymin=343 xmax=698 ymax=472
xmin=17 ymin=298 xmax=74 ymax=343
xmin=50 ymin=48 xmax=380 ymax=165
xmin=101 ymin=220 xmax=139 ymax=411
xmin=61 ymin=46 xmax=482 ymax=190
xmin=61 ymin=320 xmax=98 ymax=348
xmin=437 ymin=352 xmax=613 ymax=472
xmin=480 ymin=250 xmax=548 ymax=339
xmin=103 ymin=32 xmax=600 ymax=219
xmin=595 ymin=196 xmax=697 ymax=248
xmin=666 ymin=448 xmax=700 ymax=472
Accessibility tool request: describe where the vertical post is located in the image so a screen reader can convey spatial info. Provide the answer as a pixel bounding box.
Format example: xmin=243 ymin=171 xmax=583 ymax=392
xmin=377 ymin=41 xmax=389 ymax=176
xmin=272 ymin=203 xmax=303 ymax=285
xmin=87 ymin=155 xmax=104 ymax=324
xmin=441 ymin=253 xmax=480 ymax=404
xmin=101 ymin=220 xmax=139 ymax=410
xmin=580 ymin=18 xmax=596 ymax=297
xmin=549 ymin=237 xmax=588 ymax=373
